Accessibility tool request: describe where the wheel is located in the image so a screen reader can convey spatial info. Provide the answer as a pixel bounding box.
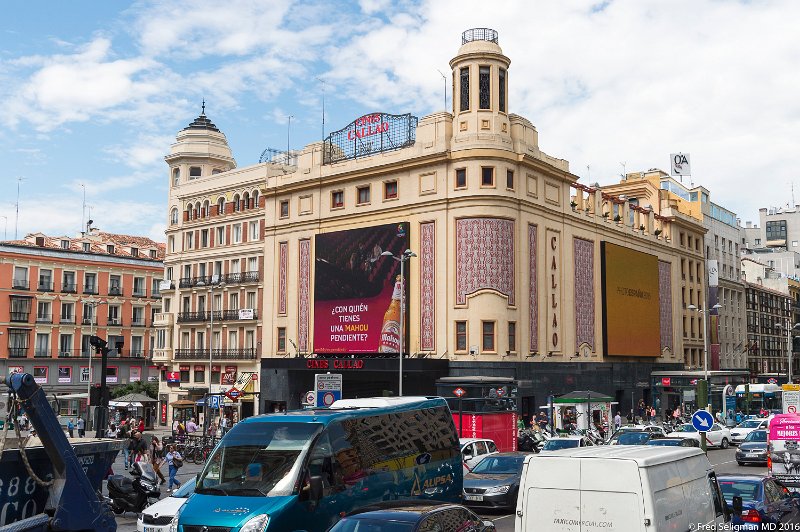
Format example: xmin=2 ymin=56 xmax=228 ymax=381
xmin=111 ymin=504 xmax=124 ymax=515
xmin=720 ymin=438 xmax=729 ymax=449
xmin=737 ymin=461 xmax=744 ymax=466
xmin=186 ymin=447 xmax=197 ymax=464
xmin=193 ymin=447 xmax=204 ymax=463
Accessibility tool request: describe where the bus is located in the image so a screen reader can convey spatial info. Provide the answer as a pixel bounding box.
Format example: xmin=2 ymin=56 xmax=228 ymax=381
xmin=174 ymin=396 xmax=463 ymax=532
xmin=735 ymin=383 xmax=782 ymax=414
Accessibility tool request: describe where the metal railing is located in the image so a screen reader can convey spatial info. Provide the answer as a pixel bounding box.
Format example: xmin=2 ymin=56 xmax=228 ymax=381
xmin=133 ymin=288 xmax=147 ymax=297
xmin=38 ymin=281 xmax=53 ymax=292
xmin=35 ymin=314 xmax=52 ymax=323
xmin=224 ymin=271 xmax=260 ymax=284
xmin=174 ymin=348 xmax=257 ymax=360
xmin=221 ymin=309 xmax=258 ymax=320
xmin=108 ymin=286 xmax=122 ymax=296
xmin=82 ymin=285 xmax=98 ymax=295
xmin=34 ymin=350 xmax=50 ymax=358
xmin=462 ymin=28 xmax=499 ymax=45
xmin=8 ymin=348 xmax=28 ymax=358
xmin=59 ymin=316 xmax=76 ymax=324
xmin=131 ymin=319 xmax=146 ymax=327
xmin=81 ymin=318 xmax=97 ymax=326
xmin=12 ymin=279 xmax=29 ymax=290
xmin=177 ymin=310 xmax=258 ymax=323
xmin=10 ymin=312 xmax=30 ymax=322
xmin=61 ymin=283 xmax=77 ymax=293
xmin=177 ymin=311 xmax=209 ymax=323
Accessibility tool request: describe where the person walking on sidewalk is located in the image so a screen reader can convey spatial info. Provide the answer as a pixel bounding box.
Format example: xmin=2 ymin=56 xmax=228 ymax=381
xmin=150 ymin=436 xmax=167 ymax=485
xmin=67 ymin=419 xmax=75 ymax=438
xmin=76 ymin=416 xmax=85 ymax=438
xmin=165 ymin=444 xmax=183 ymax=492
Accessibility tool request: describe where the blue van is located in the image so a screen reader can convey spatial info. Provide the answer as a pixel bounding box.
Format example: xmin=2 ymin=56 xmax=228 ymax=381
xmin=173 ymin=396 xmax=463 ymax=532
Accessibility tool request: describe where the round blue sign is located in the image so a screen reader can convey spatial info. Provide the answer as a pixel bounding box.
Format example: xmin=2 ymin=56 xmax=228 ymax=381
xmin=691 ymin=410 xmax=715 ymax=432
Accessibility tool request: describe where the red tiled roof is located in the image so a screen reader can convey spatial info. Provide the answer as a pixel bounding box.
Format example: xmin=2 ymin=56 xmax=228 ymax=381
xmin=2 ymin=231 xmax=165 ymax=261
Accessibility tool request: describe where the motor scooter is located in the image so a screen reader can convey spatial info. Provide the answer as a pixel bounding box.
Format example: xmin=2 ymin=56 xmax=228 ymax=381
xmin=107 ymin=461 xmax=160 ymax=514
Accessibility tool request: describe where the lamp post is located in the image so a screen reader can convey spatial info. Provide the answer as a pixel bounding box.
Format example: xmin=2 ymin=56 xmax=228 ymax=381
xmin=777 ymin=321 xmax=800 ymax=383
xmin=380 ymin=249 xmax=416 ymax=396
xmin=83 ymin=298 xmax=107 ymax=428
xmin=195 ymin=278 xmax=224 ymax=431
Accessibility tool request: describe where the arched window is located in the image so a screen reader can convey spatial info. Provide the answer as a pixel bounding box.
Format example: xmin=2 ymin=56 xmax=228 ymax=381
xmin=252 ymin=190 xmax=259 ymax=208
xmin=186 ymin=208 xmax=192 ymax=221
xmin=170 ymin=208 xmax=178 ymax=225
xmin=172 ymin=168 xmax=180 ymax=187
xmin=217 ymin=197 xmax=226 ymax=215
xmin=242 ymin=192 xmax=250 ymax=210
xmin=194 ymin=201 xmax=201 ymax=219
xmin=233 ymin=194 xmax=241 ymax=212
xmin=202 ymin=200 xmax=210 ymax=218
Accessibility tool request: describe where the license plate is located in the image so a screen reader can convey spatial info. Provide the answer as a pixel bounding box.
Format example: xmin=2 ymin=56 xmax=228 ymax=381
xmin=465 ymin=495 xmax=484 ymax=502
xmin=144 ymin=527 xmax=162 ymax=532
xmin=748 ymin=452 xmax=762 ymax=456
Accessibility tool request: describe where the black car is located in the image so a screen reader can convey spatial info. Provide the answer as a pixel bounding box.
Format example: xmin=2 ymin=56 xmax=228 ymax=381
xmin=614 ymin=431 xmax=663 ymax=445
xmin=647 ymin=437 xmax=700 ymax=447
xmin=463 ymin=452 xmax=527 ymax=510
xmin=327 ymin=503 xmax=495 ymax=532
xmin=736 ymin=429 xmax=769 ymax=465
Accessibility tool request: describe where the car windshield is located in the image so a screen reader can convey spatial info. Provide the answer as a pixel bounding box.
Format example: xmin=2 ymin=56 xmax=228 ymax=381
xmin=543 ymin=439 xmax=580 ymax=451
xmin=738 ymin=420 xmax=762 ymax=428
xmin=616 ymin=432 xmax=650 ymax=445
xmin=196 ymin=422 xmax=321 ymax=497
xmin=674 ymin=424 xmax=698 ymax=433
xmin=744 ymin=430 xmax=768 ymax=443
xmin=647 ymin=439 xmax=681 ymax=446
xmin=471 ymin=455 xmax=525 ymax=474
xmin=719 ymin=480 xmax=760 ymax=503
xmin=329 ymin=517 xmax=415 ymax=532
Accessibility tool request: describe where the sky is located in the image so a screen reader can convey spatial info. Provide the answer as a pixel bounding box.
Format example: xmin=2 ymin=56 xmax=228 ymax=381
xmin=1 ymin=0 xmax=799 ymax=243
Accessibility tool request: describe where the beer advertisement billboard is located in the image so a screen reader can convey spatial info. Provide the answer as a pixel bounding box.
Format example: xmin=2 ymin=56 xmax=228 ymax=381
xmin=314 ymin=222 xmax=410 ymax=354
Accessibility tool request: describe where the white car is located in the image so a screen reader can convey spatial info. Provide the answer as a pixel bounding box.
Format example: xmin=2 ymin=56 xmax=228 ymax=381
xmin=137 ymin=481 xmax=195 ymax=532
xmin=667 ymin=423 xmax=731 ymax=449
xmin=460 ymin=438 xmax=498 ymax=470
xmin=730 ymin=418 xmax=769 ymax=444
xmin=539 ymin=435 xmax=594 ymax=452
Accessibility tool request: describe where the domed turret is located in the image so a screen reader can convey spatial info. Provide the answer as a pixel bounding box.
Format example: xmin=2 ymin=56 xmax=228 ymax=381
xmin=165 ymin=102 xmax=236 ymax=188
xmin=449 ymin=29 xmax=511 ymax=147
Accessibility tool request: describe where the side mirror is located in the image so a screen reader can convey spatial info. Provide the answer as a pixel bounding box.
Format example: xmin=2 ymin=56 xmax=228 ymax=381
xmin=732 ymin=495 xmax=743 ymax=514
xmin=309 ymin=475 xmax=324 ymax=501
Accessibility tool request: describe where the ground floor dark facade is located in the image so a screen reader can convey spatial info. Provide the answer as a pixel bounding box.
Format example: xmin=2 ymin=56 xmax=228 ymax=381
xmin=259 ymin=357 xmax=684 ymax=417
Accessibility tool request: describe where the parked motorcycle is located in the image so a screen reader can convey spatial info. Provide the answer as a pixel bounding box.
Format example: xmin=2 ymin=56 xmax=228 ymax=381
xmin=107 ymin=462 xmax=160 ymax=515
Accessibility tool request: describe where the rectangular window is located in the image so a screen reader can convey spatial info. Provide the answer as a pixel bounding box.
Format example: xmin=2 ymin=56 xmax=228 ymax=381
xmin=277 ymin=327 xmax=286 ymax=353
xmin=83 ymin=242 xmax=91 ymax=252
xmin=35 ymin=333 xmax=49 ymax=357
xmin=59 ymin=334 xmax=72 ymax=356
xmin=249 ymin=221 xmax=259 ymax=240
xmin=331 ymin=190 xmax=344 ymax=208
xmin=482 ymin=321 xmax=495 ymax=352
xmin=279 ymin=200 xmax=289 ymax=218
xmin=84 ymin=273 xmax=97 ymax=294
xmin=201 ymin=229 xmax=209 ymax=247
xmin=36 ymin=301 xmax=51 ymax=323
xmin=248 ymin=257 xmax=258 ymax=273
xmin=357 ymin=186 xmax=371 ymax=205
xmin=61 ymin=239 xmax=70 ymax=249
xmin=180 ymin=365 xmax=190 ymax=383
xmin=60 ymin=302 xmax=74 ymax=324
xmin=498 ymin=68 xmax=506 ymax=112
xmin=131 ymin=247 xmax=139 ymax=257
xmin=481 ymin=167 xmax=495 ymax=187
xmin=506 ymin=169 xmax=514 ymax=190
xmin=455 ymin=168 xmax=467 ymax=189
xmin=133 ymin=277 xmax=145 ymax=296
xmin=455 ymin=321 xmax=467 ymax=351
xmin=232 ymin=224 xmax=242 ymax=243
xmin=62 ymin=271 xmax=76 ymax=292
xmin=194 ymin=365 xmax=205 ymax=383
xmin=479 ymin=66 xmax=491 ymax=109
xmin=459 ymin=67 xmax=470 ymax=112
xmin=246 ymin=291 xmax=257 ymax=309
xmin=384 ymin=180 xmax=398 ymax=200
xmin=189 ymin=166 xmax=201 ymax=179
xmin=186 ymin=232 xmax=194 ymax=249
xmin=109 ymin=274 xmax=122 ymax=295
xmin=211 ymin=365 xmax=221 ymax=384
xmin=508 ymin=322 xmax=516 ymax=353
xmin=38 ymin=269 xmax=53 ymax=291
xmin=216 ymin=227 xmax=224 ymax=246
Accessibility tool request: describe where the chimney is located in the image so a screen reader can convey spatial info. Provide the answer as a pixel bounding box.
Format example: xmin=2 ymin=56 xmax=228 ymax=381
xmin=746 ymin=221 xmax=752 ymax=228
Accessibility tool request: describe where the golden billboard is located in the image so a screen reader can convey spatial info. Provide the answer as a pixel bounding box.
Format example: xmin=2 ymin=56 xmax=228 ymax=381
xmin=601 ymin=242 xmax=661 ymax=356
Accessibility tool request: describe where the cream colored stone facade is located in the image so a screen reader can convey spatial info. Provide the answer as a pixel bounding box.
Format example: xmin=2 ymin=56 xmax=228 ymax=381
xmin=157 ymin=30 xmax=703 ymax=415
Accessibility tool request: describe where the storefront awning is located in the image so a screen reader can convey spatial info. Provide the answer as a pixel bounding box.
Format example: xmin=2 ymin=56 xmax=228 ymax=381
xmin=110 ymin=401 xmax=143 ymax=408
xmin=56 ymin=392 xmax=88 ymax=400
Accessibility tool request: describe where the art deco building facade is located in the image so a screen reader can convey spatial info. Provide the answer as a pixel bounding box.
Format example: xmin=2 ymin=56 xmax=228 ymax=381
xmin=157 ymin=29 xmax=715 ymax=421
xmin=0 ymin=230 xmax=164 ymax=416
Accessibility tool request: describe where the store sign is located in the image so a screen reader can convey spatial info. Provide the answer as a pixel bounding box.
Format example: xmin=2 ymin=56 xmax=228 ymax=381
xmin=306 ymin=359 xmax=365 ymax=370
xmin=33 ymin=366 xmax=47 ymax=384
xmin=661 ymin=377 xmax=671 ymax=387
xmin=222 ymin=366 xmax=237 ymax=385
xmin=161 ymin=403 xmax=167 ymax=423
xmin=670 ymin=153 xmax=691 ymax=176
xmin=323 ymin=112 xmax=418 ymax=164
xmin=58 ymin=366 xmax=71 ymax=384
xmin=166 ymin=372 xmax=180 ymax=383
xmin=9 ymin=366 xmax=23 ymax=375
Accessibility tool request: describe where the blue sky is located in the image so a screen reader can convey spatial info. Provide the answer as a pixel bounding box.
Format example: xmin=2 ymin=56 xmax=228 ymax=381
xmin=2 ymin=0 xmax=799 ymax=242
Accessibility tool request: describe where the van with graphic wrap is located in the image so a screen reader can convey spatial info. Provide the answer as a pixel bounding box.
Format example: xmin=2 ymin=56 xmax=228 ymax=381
xmin=173 ymin=396 xmax=462 ymax=532
xmin=768 ymin=413 xmax=800 ymax=487
xmin=515 ymin=446 xmax=729 ymax=532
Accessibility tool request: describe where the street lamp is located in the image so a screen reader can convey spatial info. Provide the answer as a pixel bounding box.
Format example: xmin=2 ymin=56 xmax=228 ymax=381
xmin=195 ymin=278 xmax=225 ymax=430
xmin=687 ymin=303 xmax=722 ymax=384
xmin=380 ymin=249 xmax=416 ymax=396
xmin=82 ymin=298 xmax=107 ymax=428
xmin=776 ymin=321 xmax=800 ymax=383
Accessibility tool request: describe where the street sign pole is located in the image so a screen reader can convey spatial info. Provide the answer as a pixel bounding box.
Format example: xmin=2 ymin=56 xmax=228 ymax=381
xmin=692 ymin=409 xmax=714 ymax=453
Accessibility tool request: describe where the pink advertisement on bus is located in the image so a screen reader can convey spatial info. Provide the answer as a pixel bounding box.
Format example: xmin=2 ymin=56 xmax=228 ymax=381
xmin=769 ymin=414 xmax=800 ymax=486
xmin=313 ymin=222 xmax=409 ymax=354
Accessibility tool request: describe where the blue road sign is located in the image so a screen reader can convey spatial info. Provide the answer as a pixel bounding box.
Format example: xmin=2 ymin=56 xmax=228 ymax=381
xmin=207 ymin=395 xmax=220 ymax=409
xmin=316 ymin=390 xmax=341 ymax=408
xmin=691 ymin=409 xmax=714 ymax=432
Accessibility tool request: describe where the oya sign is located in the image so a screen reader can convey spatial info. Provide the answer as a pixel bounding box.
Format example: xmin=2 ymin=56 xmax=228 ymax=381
xmin=670 ymin=153 xmax=691 ymax=176
xmin=323 ymin=112 xmax=418 ymax=164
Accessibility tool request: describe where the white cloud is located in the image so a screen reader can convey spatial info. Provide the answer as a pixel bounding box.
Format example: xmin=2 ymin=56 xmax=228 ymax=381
xmin=103 ymin=134 xmax=175 ymax=169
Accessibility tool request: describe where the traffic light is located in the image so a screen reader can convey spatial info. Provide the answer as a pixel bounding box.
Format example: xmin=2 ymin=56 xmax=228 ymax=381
xmin=89 ymin=335 xmax=112 ymax=356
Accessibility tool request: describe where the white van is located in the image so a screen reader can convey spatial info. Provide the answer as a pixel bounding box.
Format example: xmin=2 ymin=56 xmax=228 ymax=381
xmin=515 ymin=446 xmax=729 ymax=531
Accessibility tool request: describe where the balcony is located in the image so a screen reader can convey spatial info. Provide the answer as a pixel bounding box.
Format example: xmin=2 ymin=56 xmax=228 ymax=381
xmin=177 ymin=311 xmax=209 ymax=323
xmin=12 ymin=279 xmax=29 ymax=290
xmin=174 ymin=348 xmax=257 ymax=361
xmin=61 ymin=282 xmax=77 ymax=293
xmin=221 ymin=309 xmax=258 ymax=321
xmin=8 ymin=348 xmax=27 ymax=358
xmin=108 ymin=286 xmax=122 ymax=296
xmin=151 ymin=291 xmax=162 ymax=299
xmin=34 ymin=350 xmax=50 ymax=358
xmin=224 ymin=271 xmax=260 ymax=285
xmin=115 ymin=349 xmax=147 ymax=359
xmin=133 ymin=288 xmax=146 ymax=297
xmin=82 ymin=285 xmax=98 ymax=295
xmin=178 ymin=276 xmax=213 ymax=289
xmin=152 ymin=348 xmax=171 ymax=362
xmin=10 ymin=312 xmax=30 ymax=322
xmin=107 ymin=317 xmax=123 ymax=327
xmin=37 ymin=281 xmax=53 ymax=292
xmin=58 ymin=350 xmax=82 ymax=358
xmin=35 ymin=314 xmax=52 ymax=324
xmin=81 ymin=318 xmax=97 ymax=326
xmin=59 ymin=316 xmax=76 ymax=324
xmin=153 ymin=313 xmax=173 ymax=326
xmin=131 ymin=319 xmax=146 ymax=328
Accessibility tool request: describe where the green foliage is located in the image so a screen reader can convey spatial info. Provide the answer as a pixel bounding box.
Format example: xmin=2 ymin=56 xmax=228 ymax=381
xmin=111 ymin=381 xmax=158 ymax=399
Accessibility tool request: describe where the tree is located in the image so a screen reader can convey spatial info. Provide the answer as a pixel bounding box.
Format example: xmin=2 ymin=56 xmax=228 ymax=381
xmin=111 ymin=381 xmax=158 ymax=399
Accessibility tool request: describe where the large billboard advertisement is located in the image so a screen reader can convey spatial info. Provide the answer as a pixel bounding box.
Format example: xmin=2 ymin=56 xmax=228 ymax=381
xmin=601 ymin=242 xmax=661 ymax=357
xmin=314 ymin=222 xmax=410 ymax=354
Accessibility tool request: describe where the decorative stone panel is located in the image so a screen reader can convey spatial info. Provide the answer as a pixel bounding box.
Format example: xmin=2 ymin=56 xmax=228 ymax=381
xmin=419 ymin=222 xmax=436 ymax=351
xmin=278 ymin=242 xmax=288 ymax=316
xmin=529 ymin=225 xmax=538 ymax=351
xmin=455 ymin=218 xmax=515 ymax=305
xmin=298 ymin=239 xmax=311 ymax=352
xmin=574 ymin=238 xmax=595 ymax=350
xmin=659 ymin=260 xmax=673 ymax=353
